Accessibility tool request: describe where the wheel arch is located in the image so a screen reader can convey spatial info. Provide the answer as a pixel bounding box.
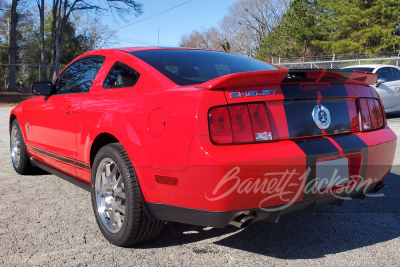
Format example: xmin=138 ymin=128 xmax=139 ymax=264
xmin=9 ymin=105 xmax=24 ymax=137
xmin=9 ymin=113 xmax=17 ymax=133
xmin=89 ymin=133 xmax=157 ymax=220
xmin=89 ymin=132 xmax=120 ymax=169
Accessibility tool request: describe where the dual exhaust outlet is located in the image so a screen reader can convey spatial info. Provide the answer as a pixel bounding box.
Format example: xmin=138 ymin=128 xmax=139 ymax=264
xmin=229 ymin=211 xmax=255 ymax=228
xmin=227 ymin=181 xmax=386 ymax=229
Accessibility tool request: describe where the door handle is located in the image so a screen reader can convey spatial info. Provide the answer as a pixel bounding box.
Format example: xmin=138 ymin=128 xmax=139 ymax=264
xmin=63 ymin=106 xmax=75 ymax=114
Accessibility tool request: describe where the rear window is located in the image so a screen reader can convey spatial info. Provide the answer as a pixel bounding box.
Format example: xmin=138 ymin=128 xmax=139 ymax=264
xmin=343 ymin=67 xmax=375 ymax=72
xmin=130 ymin=50 xmax=278 ymax=86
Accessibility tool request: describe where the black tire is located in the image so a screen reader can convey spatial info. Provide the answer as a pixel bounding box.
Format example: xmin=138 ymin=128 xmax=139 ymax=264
xmin=10 ymin=119 xmax=34 ymax=175
xmin=90 ymin=143 xmax=164 ymax=247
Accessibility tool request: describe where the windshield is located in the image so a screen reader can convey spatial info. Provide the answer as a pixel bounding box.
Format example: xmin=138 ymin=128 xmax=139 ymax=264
xmin=343 ymin=67 xmax=375 ymax=73
xmin=130 ymin=49 xmax=279 ymax=86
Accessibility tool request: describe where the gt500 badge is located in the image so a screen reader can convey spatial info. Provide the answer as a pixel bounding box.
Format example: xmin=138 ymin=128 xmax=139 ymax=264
xmin=230 ymin=90 xmax=277 ymax=98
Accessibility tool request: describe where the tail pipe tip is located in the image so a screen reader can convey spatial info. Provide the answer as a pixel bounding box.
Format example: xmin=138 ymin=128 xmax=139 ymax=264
xmin=229 ymin=211 xmax=256 ymax=229
xmin=370 ymin=181 xmax=385 ymax=193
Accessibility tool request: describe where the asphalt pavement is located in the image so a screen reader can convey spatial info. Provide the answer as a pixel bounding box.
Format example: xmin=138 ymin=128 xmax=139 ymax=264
xmin=0 ymin=106 xmax=399 ymax=266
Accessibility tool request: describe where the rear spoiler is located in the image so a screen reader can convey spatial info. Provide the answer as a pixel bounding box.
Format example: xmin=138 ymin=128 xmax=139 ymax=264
xmin=195 ymin=69 xmax=377 ymax=90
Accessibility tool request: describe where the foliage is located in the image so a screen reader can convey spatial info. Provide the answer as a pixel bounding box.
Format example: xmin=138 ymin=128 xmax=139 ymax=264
xmin=256 ymin=0 xmax=326 ymax=59
xmin=257 ymin=0 xmax=400 ymax=60
xmin=180 ymin=0 xmax=290 ymax=57
xmin=315 ymin=0 xmax=400 ymax=54
xmin=0 ymin=3 xmax=122 ymax=90
xmin=0 ymin=0 xmax=142 ymax=91
xmin=180 ymin=28 xmax=225 ymax=51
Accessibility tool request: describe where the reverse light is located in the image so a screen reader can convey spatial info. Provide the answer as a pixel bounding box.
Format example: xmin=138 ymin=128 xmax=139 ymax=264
xmin=209 ymin=103 xmax=273 ymax=144
xmin=358 ymin=98 xmax=384 ymax=131
xmin=248 ymin=103 xmax=272 ymax=141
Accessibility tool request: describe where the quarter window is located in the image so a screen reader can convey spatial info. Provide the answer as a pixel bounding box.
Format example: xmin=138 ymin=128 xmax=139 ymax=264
xmin=376 ymin=67 xmax=395 ymax=82
xmin=54 ymin=57 xmax=104 ymax=94
xmin=103 ymin=62 xmax=140 ymax=89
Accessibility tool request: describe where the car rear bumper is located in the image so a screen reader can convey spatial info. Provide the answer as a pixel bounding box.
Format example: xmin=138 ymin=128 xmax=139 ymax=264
xmin=137 ymin=126 xmax=396 ymax=225
xmin=147 ymin=180 xmax=386 ymax=228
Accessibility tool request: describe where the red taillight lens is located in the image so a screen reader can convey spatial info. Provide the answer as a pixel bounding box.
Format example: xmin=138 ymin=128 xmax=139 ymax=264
xmin=209 ymin=106 xmax=233 ymax=144
xmin=367 ymin=99 xmax=378 ymax=129
xmin=358 ymin=98 xmax=384 ymax=131
xmin=368 ymin=99 xmax=384 ymax=128
xmin=359 ymin=99 xmax=371 ymax=131
xmin=229 ymin=105 xmax=254 ymax=143
xmin=209 ymin=103 xmax=273 ymax=145
xmin=248 ymin=103 xmax=273 ymax=141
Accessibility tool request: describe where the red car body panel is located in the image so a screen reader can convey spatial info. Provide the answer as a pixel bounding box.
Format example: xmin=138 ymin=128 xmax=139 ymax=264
xmin=10 ymin=47 xmax=397 ymax=227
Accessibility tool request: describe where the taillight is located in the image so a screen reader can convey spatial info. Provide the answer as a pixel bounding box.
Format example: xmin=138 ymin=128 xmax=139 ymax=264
xmin=229 ymin=105 xmax=253 ymax=143
xmin=248 ymin=104 xmax=273 ymax=141
xmin=209 ymin=103 xmax=273 ymax=144
xmin=208 ymin=106 xmax=233 ymax=144
xmin=358 ymin=98 xmax=384 ymax=131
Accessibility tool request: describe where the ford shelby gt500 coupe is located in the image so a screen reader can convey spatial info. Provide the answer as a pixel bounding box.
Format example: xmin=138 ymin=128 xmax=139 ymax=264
xmin=10 ymin=47 xmax=396 ymax=247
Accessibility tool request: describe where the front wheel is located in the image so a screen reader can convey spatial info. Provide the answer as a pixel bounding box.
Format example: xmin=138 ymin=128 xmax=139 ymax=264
xmin=10 ymin=119 xmax=34 ymax=175
xmin=91 ymin=143 xmax=164 ymax=246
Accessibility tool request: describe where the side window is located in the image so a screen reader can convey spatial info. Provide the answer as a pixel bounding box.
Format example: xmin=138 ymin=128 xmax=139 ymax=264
xmin=54 ymin=57 xmax=104 ymax=95
xmin=376 ymin=67 xmax=395 ymax=82
xmin=103 ymin=62 xmax=140 ymax=89
xmin=391 ymin=68 xmax=400 ymax=80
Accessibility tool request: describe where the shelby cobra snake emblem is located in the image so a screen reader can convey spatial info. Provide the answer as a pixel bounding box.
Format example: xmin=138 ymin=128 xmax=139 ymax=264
xmin=312 ymin=105 xmax=331 ymax=130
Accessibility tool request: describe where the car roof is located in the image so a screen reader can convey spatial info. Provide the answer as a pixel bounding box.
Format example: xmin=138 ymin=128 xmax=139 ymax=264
xmin=75 ymin=47 xmax=217 ymax=63
xmin=112 ymin=47 xmax=207 ymax=53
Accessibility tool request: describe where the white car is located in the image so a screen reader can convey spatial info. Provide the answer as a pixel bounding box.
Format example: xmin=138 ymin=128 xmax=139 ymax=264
xmin=343 ymin=64 xmax=400 ymax=113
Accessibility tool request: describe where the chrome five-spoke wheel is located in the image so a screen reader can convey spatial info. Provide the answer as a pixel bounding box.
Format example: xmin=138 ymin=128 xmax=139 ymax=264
xmin=10 ymin=120 xmax=33 ymax=175
xmin=10 ymin=125 xmax=21 ymax=168
xmin=95 ymin=158 xmax=126 ymax=233
xmin=91 ymin=143 xmax=164 ymax=246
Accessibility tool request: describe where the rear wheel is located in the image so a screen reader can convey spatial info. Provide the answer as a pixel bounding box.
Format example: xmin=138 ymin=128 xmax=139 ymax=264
xmin=91 ymin=143 xmax=164 ymax=246
xmin=10 ymin=119 xmax=34 ymax=175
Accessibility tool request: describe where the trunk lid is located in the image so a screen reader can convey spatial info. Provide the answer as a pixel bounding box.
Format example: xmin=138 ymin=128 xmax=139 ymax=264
xmin=199 ymin=69 xmax=379 ymax=140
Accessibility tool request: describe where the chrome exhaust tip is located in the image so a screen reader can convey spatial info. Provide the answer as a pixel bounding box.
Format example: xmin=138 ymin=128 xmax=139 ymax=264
xmin=370 ymin=181 xmax=385 ymax=193
xmin=229 ymin=211 xmax=255 ymax=228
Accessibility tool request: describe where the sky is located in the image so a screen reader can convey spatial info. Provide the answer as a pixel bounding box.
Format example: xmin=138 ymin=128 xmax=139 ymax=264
xmin=102 ymin=0 xmax=233 ymax=48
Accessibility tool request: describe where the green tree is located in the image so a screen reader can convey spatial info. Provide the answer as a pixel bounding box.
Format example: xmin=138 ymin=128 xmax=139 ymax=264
xmin=256 ymin=0 xmax=326 ymax=60
xmin=315 ymin=0 xmax=400 ymax=53
xmin=257 ymin=0 xmax=400 ymax=60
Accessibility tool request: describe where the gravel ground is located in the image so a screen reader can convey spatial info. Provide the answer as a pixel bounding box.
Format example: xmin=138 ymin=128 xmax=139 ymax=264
xmin=1 ymin=106 xmax=399 ymax=266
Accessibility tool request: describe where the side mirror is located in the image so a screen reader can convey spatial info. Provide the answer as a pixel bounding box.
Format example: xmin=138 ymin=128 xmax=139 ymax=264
xmin=376 ymin=78 xmax=387 ymax=87
xmin=31 ymin=81 xmax=52 ymax=96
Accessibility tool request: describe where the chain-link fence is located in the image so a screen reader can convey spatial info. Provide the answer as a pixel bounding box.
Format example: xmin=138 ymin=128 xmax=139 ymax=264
xmin=278 ymin=57 xmax=400 ymax=69
xmin=269 ymin=52 xmax=400 ymax=69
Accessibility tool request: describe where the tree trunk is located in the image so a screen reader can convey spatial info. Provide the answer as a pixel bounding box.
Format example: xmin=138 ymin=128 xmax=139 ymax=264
xmin=38 ymin=0 xmax=47 ymax=81
xmin=8 ymin=0 xmax=18 ymax=92
xmin=50 ymin=0 xmax=60 ymax=80
xmin=47 ymin=0 xmax=142 ymax=79
xmin=53 ymin=0 xmax=69 ymax=78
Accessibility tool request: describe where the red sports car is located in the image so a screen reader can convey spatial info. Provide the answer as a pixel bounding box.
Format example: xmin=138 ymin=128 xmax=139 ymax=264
xmin=10 ymin=47 xmax=396 ymax=246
